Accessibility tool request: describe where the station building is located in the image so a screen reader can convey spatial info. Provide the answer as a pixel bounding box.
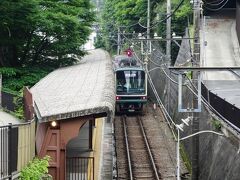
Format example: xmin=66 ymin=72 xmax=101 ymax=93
xmin=31 ymin=49 xmax=115 ymax=180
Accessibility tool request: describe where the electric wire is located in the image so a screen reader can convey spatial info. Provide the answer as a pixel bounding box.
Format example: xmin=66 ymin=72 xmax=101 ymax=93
xmin=99 ymin=0 xmax=189 ymax=53
xmin=121 ymin=26 xmax=240 ymax=138
xmin=118 ymin=21 xmax=141 ymax=29
xmin=185 ymin=75 xmax=240 ymax=132
xmin=102 ymin=0 xmax=238 ymax=136
xmin=101 ymin=0 xmax=186 ymax=37
xmin=148 ymin=59 xmax=165 ymax=68
xmin=123 ymin=33 xmax=181 ymax=85
xmin=150 ymin=43 xmax=168 ymax=58
xmin=203 ymin=0 xmax=230 ymax=11
xmin=203 ymin=0 xmax=226 ymax=6
xmin=133 ymin=38 xmax=240 ymax=134
xmin=132 ymin=50 xmax=178 ymax=140
xmin=149 ymin=38 xmax=196 ymax=65
xmin=122 ymin=27 xmax=240 ymax=136
xmin=121 ymin=31 xmax=190 ymax=84
xmin=147 ymin=68 xmax=177 ymax=140
xmin=139 ymin=0 xmax=186 ymax=31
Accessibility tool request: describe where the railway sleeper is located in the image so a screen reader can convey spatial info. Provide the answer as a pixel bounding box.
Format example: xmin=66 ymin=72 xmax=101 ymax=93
xmin=133 ymin=173 xmax=155 ymax=179
xmin=134 ymin=169 xmax=155 ymax=174
xmin=133 ymin=163 xmax=152 ymax=168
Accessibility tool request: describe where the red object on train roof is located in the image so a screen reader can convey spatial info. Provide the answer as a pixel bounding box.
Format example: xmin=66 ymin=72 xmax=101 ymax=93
xmin=126 ymin=48 xmax=132 ymax=57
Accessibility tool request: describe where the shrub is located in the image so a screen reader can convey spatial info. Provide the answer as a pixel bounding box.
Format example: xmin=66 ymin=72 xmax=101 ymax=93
xmin=19 ymin=156 xmax=51 ymax=180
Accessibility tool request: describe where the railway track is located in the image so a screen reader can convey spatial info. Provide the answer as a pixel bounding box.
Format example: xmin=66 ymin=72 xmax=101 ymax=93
xmin=115 ymin=115 xmax=161 ymax=180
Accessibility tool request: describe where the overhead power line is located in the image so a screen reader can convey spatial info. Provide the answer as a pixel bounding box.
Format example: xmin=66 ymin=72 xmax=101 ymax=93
xmin=139 ymin=0 xmax=186 ymax=31
xmin=203 ymin=0 xmax=226 ymax=6
xmin=203 ymin=0 xmax=230 ymax=11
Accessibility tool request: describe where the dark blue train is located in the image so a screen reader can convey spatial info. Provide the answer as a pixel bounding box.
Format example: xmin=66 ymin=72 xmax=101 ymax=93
xmin=113 ymin=55 xmax=147 ymax=113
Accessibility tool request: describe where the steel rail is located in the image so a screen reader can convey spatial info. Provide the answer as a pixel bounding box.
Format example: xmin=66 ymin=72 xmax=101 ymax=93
xmin=122 ymin=116 xmax=133 ymax=180
xmin=138 ymin=116 xmax=161 ymax=180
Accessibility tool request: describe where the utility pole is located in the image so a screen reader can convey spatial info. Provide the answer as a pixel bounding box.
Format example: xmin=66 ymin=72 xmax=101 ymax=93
xmin=192 ymin=0 xmax=201 ymax=179
xmin=145 ymin=0 xmax=151 ymax=68
xmin=147 ymin=0 xmax=150 ymax=40
xmin=96 ymin=0 xmax=99 ymax=13
xmin=166 ymin=0 xmax=171 ymax=62
xmin=117 ymin=27 xmax=121 ymax=55
xmin=166 ymin=0 xmax=171 ymax=113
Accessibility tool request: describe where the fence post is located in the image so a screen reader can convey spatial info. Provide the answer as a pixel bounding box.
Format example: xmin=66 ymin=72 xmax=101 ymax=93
xmin=93 ymin=157 xmax=94 ymax=180
xmin=8 ymin=123 xmax=12 ymax=180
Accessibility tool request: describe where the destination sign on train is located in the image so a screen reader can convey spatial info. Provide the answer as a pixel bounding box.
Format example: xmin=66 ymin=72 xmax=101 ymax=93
xmin=125 ymin=73 xmax=136 ymax=77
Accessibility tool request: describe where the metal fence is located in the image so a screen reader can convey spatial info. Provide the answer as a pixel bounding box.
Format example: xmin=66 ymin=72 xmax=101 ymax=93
xmin=66 ymin=157 xmax=94 ymax=180
xmin=0 ymin=120 xmax=35 ymax=180
xmin=202 ymin=83 xmax=240 ymax=130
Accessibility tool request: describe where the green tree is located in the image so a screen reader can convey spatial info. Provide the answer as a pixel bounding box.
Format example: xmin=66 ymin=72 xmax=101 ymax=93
xmin=0 ymin=0 xmax=95 ymax=68
xmin=97 ymin=0 xmax=161 ymax=53
xmin=0 ymin=0 xmax=38 ymax=67
xmin=154 ymin=0 xmax=192 ymax=62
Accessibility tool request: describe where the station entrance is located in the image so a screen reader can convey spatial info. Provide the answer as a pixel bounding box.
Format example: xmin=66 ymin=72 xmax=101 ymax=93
xmin=66 ymin=120 xmax=94 ymax=180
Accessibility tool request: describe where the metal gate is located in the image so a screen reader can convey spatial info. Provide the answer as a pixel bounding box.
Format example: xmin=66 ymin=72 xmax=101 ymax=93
xmin=66 ymin=157 xmax=94 ymax=180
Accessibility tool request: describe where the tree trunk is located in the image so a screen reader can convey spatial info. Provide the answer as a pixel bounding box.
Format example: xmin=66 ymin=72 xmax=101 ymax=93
xmin=21 ymin=31 xmax=34 ymax=65
xmin=0 ymin=46 xmax=6 ymax=67
xmin=32 ymin=37 xmax=48 ymax=65
xmin=9 ymin=45 xmax=20 ymax=67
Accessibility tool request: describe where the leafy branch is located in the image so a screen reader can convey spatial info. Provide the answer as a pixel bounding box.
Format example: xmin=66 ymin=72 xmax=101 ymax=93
xmin=19 ymin=156 xmax=51 ymax=180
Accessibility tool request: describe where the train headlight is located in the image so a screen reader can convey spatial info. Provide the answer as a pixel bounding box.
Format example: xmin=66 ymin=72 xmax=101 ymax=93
xmin=116 ymin=96 xmax=120 ymax=100
xmin=142 ymin=96 xmax=146 ymax=100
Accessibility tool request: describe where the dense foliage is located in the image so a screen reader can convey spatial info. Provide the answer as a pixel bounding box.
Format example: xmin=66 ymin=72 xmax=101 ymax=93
xmin=91 ymin=0 xmax=105 ymax=12
xmin=96 ymin=0 xmax=192 ymax=58
xmin=96 ymin=0 xmax=158 ymax=52
xmin=0 ymin=67 xmax=51 ymax=93
xmin=155 ymin=0 xmax=192 ymax=37
xmin=19 ymin=156 xmax=51 ymax=180
xmin=0 ymin=0 xmax=96 ymax=116
xmin=0 ymin=66 xmax=52 ymax=119
xmin=0 ymin=0 xmax=95 ymax=68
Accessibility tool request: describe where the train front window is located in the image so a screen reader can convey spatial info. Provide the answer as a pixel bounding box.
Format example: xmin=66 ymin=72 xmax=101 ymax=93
xmin=116 ymin=70 xmax=145 ymax=95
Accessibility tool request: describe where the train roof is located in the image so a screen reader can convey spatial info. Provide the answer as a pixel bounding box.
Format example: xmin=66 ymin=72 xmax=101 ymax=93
xmin=115 ymin=66 xmax=145 ymax=71
xmin=113 ymin=55 xmax=144 ymax=71
xmin=31 ymin=49 xmax=115 ymax=123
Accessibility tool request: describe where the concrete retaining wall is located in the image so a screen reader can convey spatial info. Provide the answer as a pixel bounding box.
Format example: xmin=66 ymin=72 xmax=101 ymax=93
xmin=237 ymin=1 xmax=240 ymax=43
xmin=148 ymin=29 xmax=240 ymax=180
